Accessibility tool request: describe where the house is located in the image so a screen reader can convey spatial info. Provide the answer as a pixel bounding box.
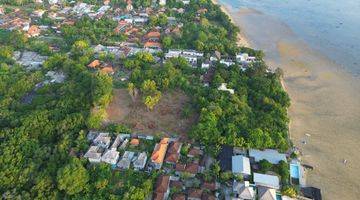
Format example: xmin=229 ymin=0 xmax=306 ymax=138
xmin=151 ymin=138 xmax=169 ymax=169
xmin=87 ymin=131 xmax=99 ymax=141
xmin=88 ymin=60 xmax=101 ymax=68
xmin=187 ymin=147 xmax=203 ymax=158
xmin=233 ymin=181 xmax=255 ymax=200
xmin=117 ymin=151 xmax=135 ymax=169
xmin=185 ymin=163 xmax=199 ymax=177
xmin=236 ymin=53 xmax=256 ymax=64
xmin=119 ymin=138 xmax=129 ymax=149
xmin=218 ymin=83 xmax=235 ymax=94
xmin=218 ymin=145 xmax=233 ymax=171
xmin=165 ymin=141 xmax=182 ymax=164
xmin=14 ymin=51 xmax=48 ymax=70
xmin=101 ymin=149 xmax=120 ymax=167
xmin=188 ymin=188 xmax=203 ymax=200
xmin=203 ymin=181 xmax=218 ymax=191
xmin=201 ymin=61 xmax=210 ymax=69
xmin=175 ymin=163 xmax=186 ymax=176
xmin=201 ymin=192 xmax=216 ymax=200
xmin=258 ymin=186 xmax=277 ymax=200
xmin=110 ymin=134 xmax=122 ymax=150
xmin=93 ymin=132 xmax=111 ymax=149
xmin=249 ymin=149 xmax=287 ymax=164
xmin=84 ymin=146 xmax=103 ymax=163
xmin=144 ymin=41 xmax=161 ymax=49
xmin=232 ymin=155 xmax=251 ymax=177
xmin=165 ymin=49 xmax=203 ymax=66
xmin=170 ymin=180 xmax=183 ymax=190
xmin=154 ymin=175 xmax=170 ymax=200
xmin=172 ymin=193 xmax=186 ymax=200
xmin=133 ymin=152 xmax=148 ymax=170
xmin=130 ymin=138 xmax=140 ymax=146
xmin=253 ymin=173 xmax=280 ymax=189
xmin=145 ymin=31 xmax=161 ymax=41
xmin=100 ymin=66 xmax=114 ymax=75
xmin=220 ymin=59 xmax=235 ymax=67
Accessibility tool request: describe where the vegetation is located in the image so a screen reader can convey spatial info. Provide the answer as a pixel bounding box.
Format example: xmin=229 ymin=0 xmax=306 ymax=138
xmin=0 ymin=0 xmax=292 ymax=197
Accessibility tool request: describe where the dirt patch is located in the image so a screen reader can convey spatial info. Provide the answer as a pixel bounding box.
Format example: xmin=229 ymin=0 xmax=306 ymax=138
xmin=105 ymin=89 xmax=198 ymax=137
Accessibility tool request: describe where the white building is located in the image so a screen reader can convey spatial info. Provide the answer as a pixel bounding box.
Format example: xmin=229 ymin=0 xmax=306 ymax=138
xmin=253 ymin=173 xmax=280 ymax=189
xmin=101 ymin=149 xmax=120 ymax=166
xmin=249 ymin=149 xmax=287 ymax=164
xmin=236 ymin=53 xmax=256 ymax=64
xmin=84 ymin=146 xmax=103 ymax=163
xmin=117 ymin=151 xmax=135 ymax=169
xmin=93 ymin=132 xmax=111 ymax=149
xmin=218 ymin=83 xmax=235 ymax=94
xmin=232 ymin=155 xmax=251 ymax=176
xmin=133 ymin=152 xmax=148 ymax=170
xmin=232 ymin=181 xmax=255 ymax=200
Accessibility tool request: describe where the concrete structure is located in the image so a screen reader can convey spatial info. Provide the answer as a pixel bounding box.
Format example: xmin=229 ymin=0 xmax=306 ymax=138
xmin=232 ymin=181 xmax=255 ymax=200
xmin=133 ymin=152 xmax=148 ymax=170
xmin=253 ymin=173 xmax=280 ymax=189
xmin=218 ymin=83 xmax=235 ymax=94
xmin=101 ymin=149 xmax=120 ymax=167
xmin=249 ymin=149 xmax=287 ymax=164
xmin=93 ymin=132 xmax=111 ymax=149
xmin=232 ymin=155 xmax=251 ymax=176
xmin=84 ymin=146 xmax=102 ymax=163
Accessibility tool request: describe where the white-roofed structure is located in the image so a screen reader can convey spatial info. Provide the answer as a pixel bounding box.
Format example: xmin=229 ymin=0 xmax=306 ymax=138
xmin=84 ymin=146 xmax=103 ymax=163
xmin=233 ymin=181 xmax=255 ymax=200
xmin=117 ymin=151 xmax=135 ymax=169
xmin=110 ymin=134 xmax=122 ymax=150
xmin=101 ymin=149 xmax=120 ymax=167
xmin=218 ymin=83 xmax=235 ymax=94
xmin=119 ymin=138 xmax=129 ymax=149
xmin=249 ymin=149 xmax=287 ymax=164
xmin=253 ymin=173 xmax=280 ymax=189
xmin=93 ymin=132 xmax=111 ymax=149
xmin=258 ymin=186 xmax=277 ymax=200
xmin=133 ymin=152 xmax=148 ymax=170
xmin=232 ymin=155 xmax=251 ymax=176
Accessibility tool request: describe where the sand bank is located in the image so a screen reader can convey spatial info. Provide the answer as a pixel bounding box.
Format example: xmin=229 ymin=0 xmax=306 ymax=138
xmin=213 ymin=1 xmax=360 ymax=199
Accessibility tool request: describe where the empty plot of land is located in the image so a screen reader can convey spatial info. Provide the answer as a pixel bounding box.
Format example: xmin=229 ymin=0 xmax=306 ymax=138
xmin=105 ymin=89 xmax=198 ymax=137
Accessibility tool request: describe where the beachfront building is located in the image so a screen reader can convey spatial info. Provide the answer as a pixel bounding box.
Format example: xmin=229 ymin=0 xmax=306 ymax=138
xmin=249 ymin=149 xmax=287 ymax=164
xmin=257 ymin=186 xmax=277 ymax=200
xmin=253 ymin=173 xmax=280 ymax=189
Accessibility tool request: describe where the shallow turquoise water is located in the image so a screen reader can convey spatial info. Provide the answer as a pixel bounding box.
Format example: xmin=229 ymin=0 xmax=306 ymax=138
xmin=219 ymin=0 xmax=360 ymax=76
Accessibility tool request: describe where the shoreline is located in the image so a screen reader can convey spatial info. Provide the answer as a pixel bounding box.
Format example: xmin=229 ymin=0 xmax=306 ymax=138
xmin=212 ymin=0 xmax=360 ymax=199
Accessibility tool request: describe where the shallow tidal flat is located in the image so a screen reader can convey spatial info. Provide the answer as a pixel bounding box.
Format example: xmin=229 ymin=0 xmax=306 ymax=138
xmin=225 ymin=6 xmax=360 ymax=199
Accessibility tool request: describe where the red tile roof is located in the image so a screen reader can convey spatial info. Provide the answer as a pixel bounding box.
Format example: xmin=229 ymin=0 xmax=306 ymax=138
xmin=172 ymin=193 xmax=186 ymax=200
xmin=154 ymin=175 xmax=170 ymax=200
xmin=144 ymin=41 xmax=161 ymax=48
xmin=185 ymin=163 xmax=199 ymax=174
xmin=88 ymin=60 xmax=101 ymax=68
xmin=175 ymin=163 xmax=186 ymax=172
xmin=188 ymin=188 xmax=203 ymax=199
xmin=145 ymin=31 xmax=160 ymax=39
xmin=203 ymin=182 xmax=216 ymax=191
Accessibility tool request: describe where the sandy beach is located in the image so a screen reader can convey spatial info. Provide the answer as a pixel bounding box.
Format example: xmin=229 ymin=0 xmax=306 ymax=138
xmin=214 ymin=1 xmax=360 ymax=199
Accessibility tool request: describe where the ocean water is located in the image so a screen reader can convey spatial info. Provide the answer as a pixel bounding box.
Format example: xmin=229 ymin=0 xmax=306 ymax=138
xmin=219 ymin=0 xmax=360 ymax=76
